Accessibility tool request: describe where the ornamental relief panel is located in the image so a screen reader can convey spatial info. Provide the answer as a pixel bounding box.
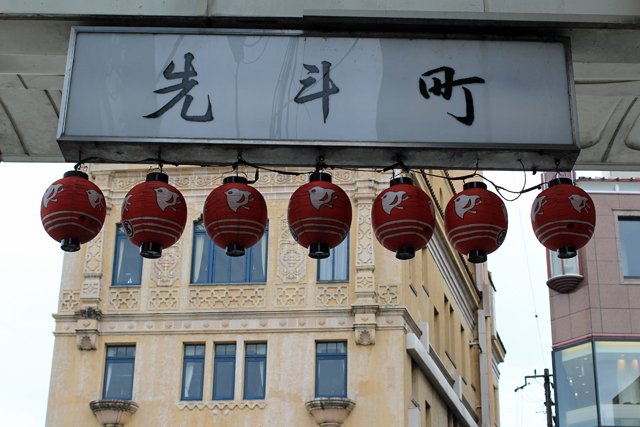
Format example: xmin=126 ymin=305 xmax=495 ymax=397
xmin=188 ymin=287 xmax=266 ymax=309
xmin=108 ymin=289 xmax=140 ymax=311
xmin=275 ymin=286 xmax=306 ymax=307
xmin=355 ymin=203 xmax=374 ymax=267
xmin=316 ymin=285 xmax=349 ymax=307
xmin=378 ymin=285 xmax=399 ymax=305
xmin=83 ymin=228 xmax=104 ymax=274
xmin=276 ymin=213 xmax=306 ymax=284
xmin=151 ymin=240 xmax=182 ymax=287
xmin=60 ymin=291 xmax=80 ymax=312
xmin=148 ymin=289 xmax=179 ymax=310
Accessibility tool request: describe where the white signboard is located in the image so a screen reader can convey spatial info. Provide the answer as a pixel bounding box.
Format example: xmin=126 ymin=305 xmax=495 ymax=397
xmin=58 ymin=28 xmax=579 ymax=170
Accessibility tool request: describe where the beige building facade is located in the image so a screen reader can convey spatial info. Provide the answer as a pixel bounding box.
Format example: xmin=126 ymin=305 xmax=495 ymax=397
xmin=46 ymin=164 xmax=505 ymax=427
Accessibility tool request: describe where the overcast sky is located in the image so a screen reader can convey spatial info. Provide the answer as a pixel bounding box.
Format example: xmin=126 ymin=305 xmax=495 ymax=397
xmin=0 ymin=163 xmax=554 ymax=427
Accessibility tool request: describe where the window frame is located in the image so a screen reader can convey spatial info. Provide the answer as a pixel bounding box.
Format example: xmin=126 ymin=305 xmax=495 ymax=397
xmin=191 ymin=221 xmax=269 ymax=285
xmin=616 ymin=215 xmax=640 ymax=282
xmin=315 ymin=341 xmax=348 ymax=398
xmin=181 ymin=344 xmax=206 ymax=401
xmin=102 ymin=345 xmax=136 ymax=400
xmin=317 ymin=234 xmax=350 ymax=282
xmin=212 ymin=343 xmax=236 ymax=401
xmin=112 ymin=226 xmax=143 ymax=287
xmin=243 ymin=343 xmax=267 ymax=400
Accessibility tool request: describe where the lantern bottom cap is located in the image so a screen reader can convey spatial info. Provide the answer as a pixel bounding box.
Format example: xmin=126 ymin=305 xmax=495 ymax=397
xmin=226 ymin=244 xmax=246 ymax=257
xmin=468 ymin=249 xmax=487 ymax=264
xmin=140 ymin=242 xmax=163 ymax=259
xmin=60 ymin=238 xmax=81 ymax=252
xmin=557 ymin=246 xmax=577 ymax=259
xmin=308 ymin=243 xmax=330 ymax=259
xmin=396 ymin=247 xmax=416 ymax=260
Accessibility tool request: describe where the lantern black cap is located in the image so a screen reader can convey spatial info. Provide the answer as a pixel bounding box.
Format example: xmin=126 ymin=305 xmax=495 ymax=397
xmin=223 ymin=176 xmax=248 ymax=185
xmin=463 ymin=181 xmax=487 ymax=191
xmin=549 ymin=177 xmax=573 ymax=187
xmin=146 ymin=172 xmax=169 ymax=183
xmin=390 ymin=177 xmax=413 ymax=187
xmin=63 ymin=170 xmax=88 ymax=180
xmin=226 ymin=244 xmax=246 ymax=257
xmin=468 ymin=249 xmax=487 ymax=264
xmin=396 ymin=247 xmax=415 ymax=260
xmin=309 ymin=242 xmax=331 ymax=259
xmin=61 ymin=238 xmax=81 ymax=252
xmin=557 ymin=246 xmax=577 ymax=259
xmin=140 ymin=242 xmax=163 ymax=259
xmin=309 ymin=172 xmax=332 ymax=183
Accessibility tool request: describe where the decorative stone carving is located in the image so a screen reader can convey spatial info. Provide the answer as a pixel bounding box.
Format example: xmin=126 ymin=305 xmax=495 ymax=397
xmin=75 ymin=307 xmax=102 ymax=350
xmin=276 ymin=286 xmax=306 ymax=307
xmin=316 ymin=285 xmax=349 ymax=307
xmin=188 ymin=287 xmax=266 ymax=309
xmin=148 ymin=289 xmax=179 ymax=310
xmin=60 ymin=291 xmax=80 ymax=312
xmin=177 ymin=401 xmax=267 ymax=411
xmin=89 ymin=400 xmax=139 ymax=427
xmin=108 ymin=290 xmax=140 ymax=311
xmin=151 ymin=241 xmax=182 ymax=287
xmin=378 ymin=285 xmax=399 ymax=305
xmin=305 ymin=398 xmax=356 ymax=427
xmin=355 ymin=328 xmax=375 ymax=346
xmin=277 ymin=213 xmax=307 ymax=284
xmin=81 ymin=226 xmax=106 ymax=309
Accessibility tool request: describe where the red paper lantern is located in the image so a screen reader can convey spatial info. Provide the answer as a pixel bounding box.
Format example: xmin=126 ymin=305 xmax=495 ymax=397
xmin=531 ymin=177 xmax=596 ymax=258
xmin=444 ymin=182 xmax=508 ymax=263
xmin=203 ymin=176 xmax=268 ymax=257
xmin=41 ymin=170 xmax=107 ymax=252
xmin=371 ymin=177 xmax=436 ymax=260
xmin=120 ymin=172 xmax=188 ymax=259
xmin=287 ymin=172 xmax=352 ymax=259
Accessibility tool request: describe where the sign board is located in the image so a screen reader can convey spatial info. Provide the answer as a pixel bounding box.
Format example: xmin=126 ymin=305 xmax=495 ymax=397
xmin=58 ymin=28 xmax=579 ymax=171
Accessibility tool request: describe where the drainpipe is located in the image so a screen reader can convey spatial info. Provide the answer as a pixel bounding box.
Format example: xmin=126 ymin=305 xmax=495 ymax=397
xmin=476 ymin=264 xmax=491 ymax=427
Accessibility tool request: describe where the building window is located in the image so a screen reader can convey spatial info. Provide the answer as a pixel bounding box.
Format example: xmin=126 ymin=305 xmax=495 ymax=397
xmin=213 ymin=343 xmax=236 ymax=400
xmin=317 ymin=235 xmax=349 ymax=282
xmin=103 ymin=346 xmax=136 ymax=400
xmin=113 ymin=226 xmax=143 ymax=286
xmin=181 ymin=344 xmax=205 ymax=401
xmin=316 ymin=342 xmax=347 ymax=398
xmin=552 ymin=341 xmax=640 ymax=427
xmin=244 ymin=343 xmax=267 ymax=400
xmin=548 ymin=250 xmax=581 ymax=278
xmin=191 ymin=221 xmax=268 ymax=284
xmin=619 ymin=218 xmax=640 ymax=278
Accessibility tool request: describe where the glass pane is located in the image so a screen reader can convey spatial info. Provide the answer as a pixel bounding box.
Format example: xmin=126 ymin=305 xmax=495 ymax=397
xmin=333 ymin=238 xmax=349 ymax=281
xmin=104 ymin=360 xmax=135 ymax=399
xmin=229 ymin=255 xmax=246 ymax=283
xmin=185 ymin=345 xmax=195 ymax=356
xmin=114 ymin=235 xmax=143 ymax=285
xmin=226 ymin=344 xmax=236 ymax=356
xmin=182 ymin=360 xmax=204 ymax=400
xmin=317 ymin=358 xmax=346 ymax=397
xmin=256 ymin=343 xmax=267 ymax=355
xmin=194 ymin=345 xmax=205 ymax=356
xmin=192 ymin=234 xmax=210 ymax=283
xmin=327 ymin=342 xmax=337 ymax=353
xmin=317 ymin=343 xmax=327 ymax=354
xmin=563 ymin=256 xmax=580 ymax=276
xmin=619 ymin=219 xmax=640 ymax=278
xmin=250 ymin=236 xmax=267 ymax=282
xmin=213 ymin=245 xmax=229 ymax=283
xmin=244 ymin=359 xmax=266 ymax=399
xmin=336 ymin=342 xmax=347 ymax=354
xmin=107 ymin=347 xmax=117 ymax=357
xmin=126 ymin=347 xmax=136 ymax=357
xmin=246 ymin=344 xmax=257 ymax=356
xmin=213 ymin=360 xmax=235 ymax=400
xmin=595 ymin=341 xmax=640 ymax=426
xmin=117 ymin=346 xmax=127 ymax=357
xmin=549 ymin=250 xmax=564 ymax=278
xmin=194 ymin=221 xmax=205 ymax=231
xmin=554 ymin=343 xmax=598 ymax=427
xmin=318 ymin=256 xmax=333 ymax=281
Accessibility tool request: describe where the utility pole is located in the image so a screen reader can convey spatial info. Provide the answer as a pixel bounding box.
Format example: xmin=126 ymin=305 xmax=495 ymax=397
xmin=515 ymin=369 xmax=555 ymax=427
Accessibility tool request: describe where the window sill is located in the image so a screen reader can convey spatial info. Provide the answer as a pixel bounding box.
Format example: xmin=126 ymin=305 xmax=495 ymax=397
xmin=111 ymin=284 xmax=141 ymax=287
xmin=176 ymin=400 xmax=267 ymax=411
xmin=189 ymin=283 xmax=267 ymax=287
